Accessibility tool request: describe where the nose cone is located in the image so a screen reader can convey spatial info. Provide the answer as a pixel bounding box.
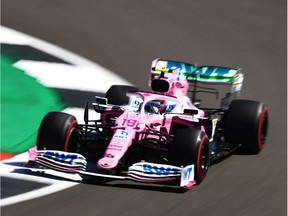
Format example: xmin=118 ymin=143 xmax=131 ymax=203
xmin=98 ymin=157 xmax=119 ymax=169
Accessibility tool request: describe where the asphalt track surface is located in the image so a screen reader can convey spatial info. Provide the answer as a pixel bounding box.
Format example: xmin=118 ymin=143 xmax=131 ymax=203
xmin=2 ymin=1 xmax=287 ymax=215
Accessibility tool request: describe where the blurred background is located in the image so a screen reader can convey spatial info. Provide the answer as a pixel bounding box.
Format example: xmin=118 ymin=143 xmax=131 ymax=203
xmin=1 ymin=0 xmax=287 ymax=215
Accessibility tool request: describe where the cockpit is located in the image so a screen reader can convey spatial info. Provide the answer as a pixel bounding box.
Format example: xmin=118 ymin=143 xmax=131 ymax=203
xmin=144 ymin=100 xmax=167 ymax=114
xmin=127 ymin=92 xmax=178 ymax=115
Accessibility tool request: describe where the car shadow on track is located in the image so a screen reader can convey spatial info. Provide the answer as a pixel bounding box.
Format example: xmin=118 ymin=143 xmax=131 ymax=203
xmin=3 ymin=162 xmax=82 ymax=183
xmin=3 ymin=161 xmax=188 ymax=194
xmin=81 ymin=176 xmax=189 ymax=194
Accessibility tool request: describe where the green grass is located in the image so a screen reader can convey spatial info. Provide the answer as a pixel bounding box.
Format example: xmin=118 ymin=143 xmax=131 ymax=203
xmin=1 ymin=56 xmax=65 ymax=154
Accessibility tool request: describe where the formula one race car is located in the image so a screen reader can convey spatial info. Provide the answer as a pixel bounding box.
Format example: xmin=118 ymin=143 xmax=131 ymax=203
xmin=28 ymin=59 xmax=268 ymax=188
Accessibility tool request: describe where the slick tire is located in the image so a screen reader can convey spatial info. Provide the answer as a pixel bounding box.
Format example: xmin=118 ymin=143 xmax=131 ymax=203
xmin=225 ymin=100 xmax=268 ymax=154
xmin=37 ymin=112 xmax=78 ymax=152
xmin=170 ymin=129 xmax=210 ymax=184
xmin=105 ymin=85 xmax=139 ymax=105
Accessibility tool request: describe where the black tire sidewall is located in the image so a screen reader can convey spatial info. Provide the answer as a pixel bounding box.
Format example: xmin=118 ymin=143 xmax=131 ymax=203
xmin=170 ymin=129 xmax=210 ymax=183
xmin=37 ymin=112 xmax=78 ymax=151
xmin=225 ymin=100 xmax=268 ymax=154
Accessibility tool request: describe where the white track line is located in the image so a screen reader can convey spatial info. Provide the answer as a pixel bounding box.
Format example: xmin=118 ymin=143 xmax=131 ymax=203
xmin=0 ymin=108 xmax=96 ymax=206
xmin=1 ymin=177 xmax=79 ymax=207
xmin=0 ymin=26 xmax=132 ymax=206
xmin=0 ymin=153 xmax=82 ymax=207
xmin=0 ymin=26 xmax=133 ymax=93
xmin=0 ymin=183 xmax=78 ymax=207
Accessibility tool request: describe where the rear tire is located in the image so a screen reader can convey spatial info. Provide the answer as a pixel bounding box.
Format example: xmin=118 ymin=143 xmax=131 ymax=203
xmin=225 ymin=100 xmax=268 ymax=154
xmin=170 ymin=129 xmax=210 ymax=183
xmin=37 ymin=112 xmax=79 ymax=152
xmin=105 ymin=85 xmax=139 ymax=105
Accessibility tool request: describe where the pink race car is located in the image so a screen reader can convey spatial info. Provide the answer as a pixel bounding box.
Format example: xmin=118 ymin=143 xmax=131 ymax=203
xmin=28 ymin=59 xmax=268 ymax=188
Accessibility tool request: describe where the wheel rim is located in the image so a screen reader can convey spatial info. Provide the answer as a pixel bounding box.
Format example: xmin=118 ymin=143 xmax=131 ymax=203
xmin=197 ymin=136 xmax=210 ymax=181
xmin=67 ymin=127 xmax=79 ymax=152
xmin=64 ymin=120 xmax=78 ymax=152
xmin=200 ymin=142 xmax=210 ymax=176
xmin=258 ymin=107 xmax=268 ymax=151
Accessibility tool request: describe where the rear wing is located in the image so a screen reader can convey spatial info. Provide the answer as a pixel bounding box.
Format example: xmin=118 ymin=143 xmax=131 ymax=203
xmin=150 ymin=58 xmax=244 ymax=96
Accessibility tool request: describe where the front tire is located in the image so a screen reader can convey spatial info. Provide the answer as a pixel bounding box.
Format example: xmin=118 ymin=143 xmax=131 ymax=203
xmin=225 ymin=100 xmax=268 ymax=154
xmin=37 ymin=112 xmax=79 ymax=152
xmin=170 ymin=129 xmax=210 ymax=183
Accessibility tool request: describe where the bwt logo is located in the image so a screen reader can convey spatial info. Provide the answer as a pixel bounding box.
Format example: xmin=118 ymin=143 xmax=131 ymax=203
xmin=143 ymin=164 xmax=179 ymax=176
xmin=182 ymin=167 xmax=193 ymax=179
xmin=114 ymin=130 xmax=129 ymax=138
xmin=43 ymin=151 xmax=78 ymax=163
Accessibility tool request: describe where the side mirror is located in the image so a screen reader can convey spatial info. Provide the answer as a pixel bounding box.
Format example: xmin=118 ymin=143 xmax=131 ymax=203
xmin=183 ymin=109 xmax=198 ymax=115
xmin=193 ymin=99 xmax=202 ymax=107
xmin=92 ymin=96 xmax=108 ymax=113
xmin=95 ymin=96 xmax=108 ymax=105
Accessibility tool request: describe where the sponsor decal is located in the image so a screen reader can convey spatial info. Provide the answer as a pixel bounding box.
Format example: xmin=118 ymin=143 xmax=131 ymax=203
xmin=35 ymin=150 xmax=87 ymax=172
xmin=115 ymin=141 xmax=125 ymax=145
xmin=180 ymin=165 xmax=195 ymax=187
xmin=114 ymin=130 xmax=129 ymax=139
xmin=41 ymin=151 xmax=84 ymax=164
xmin=107 ymin=148 xmax=122 ymax=151
xmin=209 ymin=118 xmax=218 ymax=142
xmin=143 ymin=163 xmax=180 ymax=176
xmin=131 ymin=98 xmax=142 ymax=109
xmin=166 ymin=104 xmax=176 ymax=112
xmin=232 ymin=73 xmax=244 ymax=93
xmin=109 ymin=144 xmax=124 ymax=148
